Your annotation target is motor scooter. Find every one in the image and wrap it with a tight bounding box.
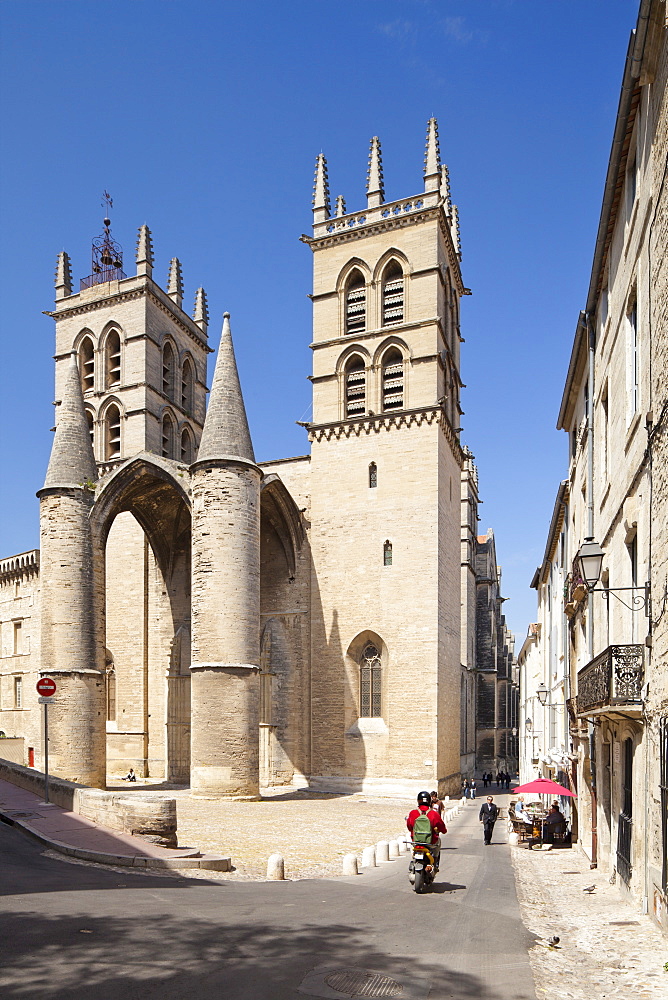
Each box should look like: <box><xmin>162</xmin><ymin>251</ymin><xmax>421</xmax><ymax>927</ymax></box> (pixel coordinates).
<box><xmin>407</xmin><ymin>839</ymin><xmax>438</xmax><ymax>893</ymax></box>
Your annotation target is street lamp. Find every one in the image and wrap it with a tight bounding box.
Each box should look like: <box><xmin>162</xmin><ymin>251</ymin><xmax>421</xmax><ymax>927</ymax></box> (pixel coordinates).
<box><xmin>574</xmin><ymin>536</ymin><xmax>650</xmax><ymax>613</ymax></box>
<box><xmin>536</xmin><ymin>683</ymin><xmax>549</xmax><ymax>707</ymax></box>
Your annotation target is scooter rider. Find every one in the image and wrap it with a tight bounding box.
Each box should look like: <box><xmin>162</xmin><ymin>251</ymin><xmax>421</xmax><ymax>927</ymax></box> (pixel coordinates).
<box><xmin>407</xmin><ymin>790</ymin><xmax>447</xmax><ymax>870</ymax></box>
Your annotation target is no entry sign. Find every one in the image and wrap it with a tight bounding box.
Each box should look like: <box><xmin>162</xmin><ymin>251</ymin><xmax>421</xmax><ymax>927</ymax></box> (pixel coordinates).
<box><xmin>36</xmin><ymin>677</ymin><xmax>57</xmax><ymax>697</ymax></box>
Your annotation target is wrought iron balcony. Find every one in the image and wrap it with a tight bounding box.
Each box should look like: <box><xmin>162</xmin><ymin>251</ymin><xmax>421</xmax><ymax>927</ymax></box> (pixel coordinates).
<box><xmin>577</xmin><ymin>644</ymin><xmax>644</xmax><ymax>715</ymax></box>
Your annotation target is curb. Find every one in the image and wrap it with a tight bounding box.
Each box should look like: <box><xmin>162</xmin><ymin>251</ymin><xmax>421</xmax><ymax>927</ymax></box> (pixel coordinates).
<box><xmin>0</xmin><ymin>809</ymin><xmax>231</xmax><ymax>871</ymax></box>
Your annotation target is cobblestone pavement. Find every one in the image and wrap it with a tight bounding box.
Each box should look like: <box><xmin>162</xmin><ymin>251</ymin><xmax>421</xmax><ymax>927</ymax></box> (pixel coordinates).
<box><xmin>170</xmin><ymin>787</ymin><xmax>411</xmax><ymax>879</ymax></box>
<box><xmin>511</xmin><ymin>839</ymin><xmax>668</xmax><ymax>999</ymax></box>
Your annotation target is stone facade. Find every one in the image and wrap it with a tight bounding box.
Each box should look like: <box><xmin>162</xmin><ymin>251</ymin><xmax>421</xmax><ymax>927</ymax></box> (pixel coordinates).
<box><xmin>1</xmin><ymin>119</ymin><xmax>511</xmax><ymax>800</ymax></box>
<box><xmin>522</xmin><ymin>0</ymin><xmax>668</xmax><ymax>932</ymax></box>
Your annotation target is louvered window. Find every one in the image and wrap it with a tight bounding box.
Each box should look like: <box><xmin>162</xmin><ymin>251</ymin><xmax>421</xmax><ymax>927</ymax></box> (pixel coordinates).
<box><xmin>85</xmin><ymin>409</ymin><xmax>94</xmax><ymax>451</ymax></box>
<box><xmin>345</xmin><ymin>358</ymin><xmax>366</xmax><ymax>418</ymax></box>
<box><xmin>382</xmin><ymin>265</ymin><xmax>404</xmax><ymax>325</ymax></box>
<box><xmin>162</xmin><ymin>413</ymin><xmax>175</xmax><ymax>459</ymax></box>
<box><xmin>360</xmin><ymin>643</ymin><xmax>382</xmax><ymax>718</ymax></box>
<box><xmin>181</xmin><ymin>359</ymin><xmax>194</xmax><ymax>413</ymax></box>
<box><xmin>382</xmin><ymin>349</ymin><xmax>404</xmax><ymax>411</ymax></box>
<box><xmin>106</xmin><ymin>331</ymin><xmax>121</xmax><ymax>388</ymax></box>
<box><xmin>80</xmin><ymin>337</ymin><xmax>95</xmax><ymax>392</ymax></box>
<box><xmin>162</xmin><ymin>343</ymin><xmax>176</xmax><ymax>400</ymax></box>
<box><xmin>345</xmin><ymin>274</ymin><xmax>366</xmax><ymax>334</ymax></box>
<box><xmin>180</xmin><ymin>428</ymin><xmax>193</xmax><ymax>464</ymax></box>
<box><xmin>105</xmin><ymin>405</ymin><xmax>121</xmax><ymax>459</ymax></box>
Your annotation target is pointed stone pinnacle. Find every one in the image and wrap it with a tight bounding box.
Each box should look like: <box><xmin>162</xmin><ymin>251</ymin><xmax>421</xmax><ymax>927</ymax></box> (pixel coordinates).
<box><xmin>366</xmin><ymin>136</ymin><xmax>385</xmax><ymax>208</ymax></box>
<box><xmin>335</xmin><ymin>195</ymin><xmax>347</xmax><ymax>218</ymax></box>
<box><xmin>44</xmin><ymin>353</ymin><xmax>97</xmax><ymax>489</ymax></box>
<box><xmin>424</xmin><ymin>118</ymin><xmax>441</xmax><ymax>192</ymax></box>
<box><xmin>197</xmin><ymin>313</ymin><xmax>255</xmax><ymax>464</ymax></box>
<box><xmin>54</xmin><ymin>251</ymin><xmax>72</xmax><ymax>299</ymax></box>
<box><xmin>167</xmin><ymin>257</ymin><xmax>183</xmax><ymax>307</ymax></box>
<box><xmin>312</xmin><ymin>153</ymin><xmax>330</xmax><ymax>222</ymax></box>
<box><xmin>136</xmin><ymin>224</ymin><xmax>154</xmax><ymax>277</ymax></box>
<box><xmin>193</xmin><ymin>287</ymin><xmax>209</xmax><ymax>335</ymax></box>
<box><xmin>451</xmin><ymin>205</ymin><xmax>462</xmax><ymax>258</ymax></box>
<box><xmin>440</xmin><ymin>164</ymin><xmax>452</xmax><ymax>213</ymax></box>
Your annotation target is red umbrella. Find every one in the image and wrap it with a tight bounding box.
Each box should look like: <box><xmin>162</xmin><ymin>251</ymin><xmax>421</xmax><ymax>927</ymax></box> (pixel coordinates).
<box><xmin>512</xmin><ymin>777</ymin><xmax>576</xmax><ymax>797</ymax></box>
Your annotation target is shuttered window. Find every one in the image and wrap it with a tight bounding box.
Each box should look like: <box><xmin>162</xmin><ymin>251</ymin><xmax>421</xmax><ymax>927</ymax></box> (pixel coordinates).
<box><xmin>345</xmin><ymin>273</ymin><xmax>366</xmax><ymax>334</ymax></box>
<box><xmin>382</xmin><ymin>349</ymin><xmax>404</xmax><ymax>411</ymax></box>
<box><xmin>382</xmin><ymin>264</ymin><xmax>404</xmax><ymax>325</ymax></box>
<box><xmin>345</xmin><ymin>357</ymin><xmax>366</xmax><ymax>417</ymax></box>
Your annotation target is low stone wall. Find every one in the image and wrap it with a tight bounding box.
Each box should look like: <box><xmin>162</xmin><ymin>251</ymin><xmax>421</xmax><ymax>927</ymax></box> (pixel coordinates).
<box><xmin>0</xmin><ymin>757</ymin><xmax>177</xmax><ymax>847</ymax></box>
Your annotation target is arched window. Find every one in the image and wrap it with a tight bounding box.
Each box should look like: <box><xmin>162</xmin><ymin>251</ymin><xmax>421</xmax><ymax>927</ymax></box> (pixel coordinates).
<box><xmin>106</xmin><ymin>669</ymin><xmax>116</xmax><ymax>722</ymax></box>
<box><xmin>105</xmin><ymin>330</ymin><xmax>121</xmax><ymax>388</ymax></box>
<box><xmin>345</xmin><ymin>356</ymin><xmax>366</xmax><ymax>418</ymax></box>
<box><xmin>162</xmin><ymin>342</ymin><xmax>176</xmax><ymax>400</ymax></box>
<box><xmin>369</xmin><ymin>462</ymin><xmax>377</xmax><ymax>488</ymax></box>
<box><xmin>180</xmin><ymin>427</ymin><xmax>193</xmax><ymax>464</ymax></box>
<box><xmin>383</xmin><ymin>540</ymin><xmax>393</xmax><ymax>566</ymax></box>
<box><xmin>79</xmin><ymin>337</ymin><xmax>95</xmax><ymax>393</ymax></box>
<box><xmin>345</xmin><ymin>270</ymin><xmax>366</xmax><ymax>334</ymax></box>
<box><xmin>360</xmin><ymin>642</ymin><xmax>382</xmax><ymax>718</ymax></box>
<box><xmin>85</xmin><ymin>408</ymin><xmax>94</xmax><ymax>451</ymax></box>
<box><xmin>382</xmin><ymin>261</ymin><xmax>404</xmax><ymax>325</ymax></box>
<box><xmin>105</xmin><ymin>404</ymin><xmax>121</xmax><ymax>460</ymax></box>
<box><xmin>181</xmin><ymin>358</ymin><xmax>194</xmax><ymax>414</ymax></box>
<box><xmin>381</xmin><ymin>349</ymin><xmax>404</xmax><ymax>411</ymax></box>
<box><xmin>162</xmin><ymin>412</ymin><xmax>175</xmax><ymax>459</ymax></box>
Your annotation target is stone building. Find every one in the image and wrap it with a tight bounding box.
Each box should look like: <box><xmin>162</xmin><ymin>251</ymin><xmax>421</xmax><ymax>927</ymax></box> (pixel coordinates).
<box><xmin>0</xmin><ymin>120</ymin><xmax>478</xmax><ymax>799</ymax></box>
<box><xmin>521</xmin><ymin>0</ymin><xmax>667</xmax><ymax>931</ymax></box>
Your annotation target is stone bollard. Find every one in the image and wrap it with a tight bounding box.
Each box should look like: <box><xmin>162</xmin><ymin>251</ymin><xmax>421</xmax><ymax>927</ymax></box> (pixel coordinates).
<box><xmin>376</xmin><ymin>841</ymin><xmax>390</xmax><ymax>863</ymax></box>
<box><xmin>509</xmin><ymin>832</ymin><xmax>519</xmax><ymax>847</ymax></box>
<box><xmin>389</xmin><ymin>840</ymin><xmax>400</xmax><ymax>859</ymax></box>
<box><xmin>267</xmin><ymin>853</ymin><xmax>285</xmax><ymax>880</ymax></box>
<box><xmin>342</xmin><ymin>853</ymin><xmax>359</xmax><ymax>875</ymax></box>
<box><xmin>397</xmin><ymin>837</ymin><xmax>408</xmax><ymax>854</ymax></box>
<box><xmin>361</xmin><ymin>845</ymin><xmax>376</xmax><ymax>868</ymax></box>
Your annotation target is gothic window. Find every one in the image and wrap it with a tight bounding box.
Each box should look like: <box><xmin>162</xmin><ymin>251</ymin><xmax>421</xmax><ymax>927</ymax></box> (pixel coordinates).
<box><xmin>345</xmin><ymin>356</ymin><xmax>366</xmax><ymax>418</ymax></box>
<box><xmin>369</xmin><ymin>462</ymin><xmax>377</xmax><ymax>488</ymax></box>
<box><xmin>85</xmin><ymin>409</ymin><xmax>94</xmax><ymax>451</ymax></box>
<box><xmin>381</xmin><ymin>348</ymin><xmax>404</xmax><ymax>411</ymax></box>
<box><xmin>180</xmin><ymin>427</ymin><xmax>193</xmax><ymax>464</ymax></box>
<box><xmin>345</xmin><ymin>270</ymin><xmax>366</xmax><ymax>335</ymax></box>
<box><xmin>104</xmin><ymin>404</ymin><xmax>121</xmax><ymax>460</ymax></box>
<box><xmin>162</xmin><ymin>342</ymin><xmax>176</xmax><ymax>401</ymax></box>
<box><xmin>106</xmin><ymin>669</ymin><xmax>116</xmax><ymax>722</ymax></box>
<box><xmin>181</xmin><ymin>358</ymin><xmax>194</xmax><ymax>414</ymax></box>
<box><xmin>383</xmin><ymin>540</ymin><xmax>393</xmax><ymax>566</ymax></box>
<box><xmin>162</xmin><ymin>412</ymin><xmax>175</xmax><ymax>459</ymax></box>
<box><xmin>79</xmin><ymin>336</ymin><xmax>95</xmax><ymax>393</ymax></box>
<box><xmin>105</xmin><ymin>330</ymin><xmax>121</xmax><ymax>388</ymax></box>
<box><xmin>382</xmin><ymin>262</ymin><xmax>404</xmax><ymax>325</ymax></box>
<box><xmin>360</xmin><ymin>643</ymin><xmax>382</xmax><ymax>718</ymax></box>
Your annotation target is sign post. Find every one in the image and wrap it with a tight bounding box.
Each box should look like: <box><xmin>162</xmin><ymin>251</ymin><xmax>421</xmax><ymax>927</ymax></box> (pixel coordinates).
<box><xmin>36</xmin><ymin>677</ymin><xmax>57</xmax><ymax>803</ymax></box>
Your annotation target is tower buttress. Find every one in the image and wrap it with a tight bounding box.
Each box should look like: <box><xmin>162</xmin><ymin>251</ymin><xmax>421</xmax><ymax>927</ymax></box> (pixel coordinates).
<box><xmin>37</xmin><ymin>353</ymin><xmax>105</xmax><ymax>786</ymax></box>
<box><xmin>190</xmin><ymin>313</ymin><xmax>261</xmax><ymax>798</ymax></box>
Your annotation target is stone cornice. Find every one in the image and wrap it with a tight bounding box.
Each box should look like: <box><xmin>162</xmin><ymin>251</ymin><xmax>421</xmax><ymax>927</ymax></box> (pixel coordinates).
<box><xmin>307</xmin><ymin>405</ymin><xmax>463</xmax><ymax>460</ymax></box>
<box><xmin>45</xmin><ymin>280</ymin><xmax>211</xmax><ymax>353</ymax></box>
<box><xmin>310</xmin><ymin>316</ymin><xmax>440</xmax><ymax>352</ymax></box>
<box><xmin>0</xmin><ymin>549</ymin><xmax>40</xmax><ymax>581</ymax></box>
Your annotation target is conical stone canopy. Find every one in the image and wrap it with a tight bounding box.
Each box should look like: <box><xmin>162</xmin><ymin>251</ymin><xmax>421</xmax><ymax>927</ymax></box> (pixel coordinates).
<box><xmin>43</xmin><ymin>353</ymin><xmax>97</xmax><ymax>489</ymax></box>
<box><xmin>197</xmin><ymin>313</ymin><xmax>255</xmax><ymax>464</ymax></box>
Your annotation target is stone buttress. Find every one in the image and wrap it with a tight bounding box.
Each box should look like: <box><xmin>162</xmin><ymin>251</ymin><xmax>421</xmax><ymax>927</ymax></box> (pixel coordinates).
<box><xmin>189</xmin><ymin>313</ymin><xmax>261</xmax><ymax>798</ymax></box>
<box><xmin>37</xmin><ymin>353</ymin><xmax>106</xmax><ymax>786</ymax></box>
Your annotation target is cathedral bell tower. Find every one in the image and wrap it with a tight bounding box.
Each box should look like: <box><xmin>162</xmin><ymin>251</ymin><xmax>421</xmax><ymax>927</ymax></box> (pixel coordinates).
<box><xmin>302</xmin><ymin>120</ymin><xmax>469</xmax><ymax>798</ymax></box>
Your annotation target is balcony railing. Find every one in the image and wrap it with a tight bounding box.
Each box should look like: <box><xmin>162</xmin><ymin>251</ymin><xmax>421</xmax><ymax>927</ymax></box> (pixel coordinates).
<box><xmin>577</xmin><ymin>644</ymin><xmax>644</xmax><ymax>714</ymax></box>
<box><xmin>80</xmin><ymin>267</ymin><xmax>126</xmax><ymax>291</ymax></box>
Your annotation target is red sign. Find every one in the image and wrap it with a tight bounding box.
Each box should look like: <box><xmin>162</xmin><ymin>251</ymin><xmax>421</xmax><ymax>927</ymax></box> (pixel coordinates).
<box><xmin>36</xmin><ymin>677</ymin><xmax>57</xmax><ymax>697</ymax></box>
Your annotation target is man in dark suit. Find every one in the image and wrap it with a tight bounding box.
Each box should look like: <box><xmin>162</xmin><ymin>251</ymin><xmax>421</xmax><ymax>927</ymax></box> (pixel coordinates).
<box><xmin>479</xmin><ymin>795</ymin><xmax>499</xmax><ymax>845</ymax></box>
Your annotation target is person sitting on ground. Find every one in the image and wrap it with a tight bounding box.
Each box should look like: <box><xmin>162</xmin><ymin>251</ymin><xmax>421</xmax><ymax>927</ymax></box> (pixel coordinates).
<box><xmin>123</xmin><ymin>768</ymin><xmax>137</xmax><ymax>782</ymax></box>
<box><xmin>542</xmin><ymin>804</ymin><xmax>565</xmax><ymax>843</ymax></box>
<box><xmin>407</xmin><ymin>790</ymin><xmax>447</xmax><ymax>870</ymax></box>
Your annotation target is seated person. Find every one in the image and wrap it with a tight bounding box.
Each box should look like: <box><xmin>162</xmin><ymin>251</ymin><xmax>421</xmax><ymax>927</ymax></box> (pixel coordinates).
<box><xmin>542</xmin><ymin>804</ymin><xmax>565</xmax><ymax>842</ymax></box>
<box><xmin>513</xmin><ymin>795</ymin><xmax>527</xmax><ymax>820</ymax></box>
<box><xmin>123</xmin><ymin>768</ymin><xmax>137</xmax><ymax>782</ymax></box>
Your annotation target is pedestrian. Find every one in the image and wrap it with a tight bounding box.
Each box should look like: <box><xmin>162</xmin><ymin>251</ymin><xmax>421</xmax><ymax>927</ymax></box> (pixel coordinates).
<box><xmin>470</xmin><ymin>778</ymin><xmax>477</xmax><ymax>799</ymax></box>
<box><xmin>495</xmin><ymin>772</ymin><xmax>500</xmax><ymax>788</ymax></box>
<box><xmin>482</xmin><ymin>773</ymin><xmax>488</xmax><ymax>789</ymax></box>
<box><xmin>505</xmin><ymin>772</ymin><xmax>511</xmax><ymax>789</ymax></box>
<box><xmin>479</xmin><ymin>795</ymin><xmax>499</xmax><ymax>845</ymax></box>
<box><xmin>430</xmin><ymin>790</ymin><xmax>444</xmax><ymax>817</ymax></box>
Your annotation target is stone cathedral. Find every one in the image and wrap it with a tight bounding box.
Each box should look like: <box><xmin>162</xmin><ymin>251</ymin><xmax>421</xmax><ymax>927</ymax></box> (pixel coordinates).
<box><xmin>0</xmin><ymin>120</ymin><xmax>474</xmax><ymax>799</ymax></box>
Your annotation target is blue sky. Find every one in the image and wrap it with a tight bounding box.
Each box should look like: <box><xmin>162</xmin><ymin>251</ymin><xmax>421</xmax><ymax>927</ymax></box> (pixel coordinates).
<box><xmin>0</xmin><ymin>0</ymin><xmax>639</xmax><ymax>640</ymax></box>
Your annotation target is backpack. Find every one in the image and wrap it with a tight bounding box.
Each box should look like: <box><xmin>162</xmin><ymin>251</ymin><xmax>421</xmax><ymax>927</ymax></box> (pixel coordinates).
<box><xmin>412</xmin><ymin>811</ymin><xmax>433</xmax><ymax>845</ymax></box>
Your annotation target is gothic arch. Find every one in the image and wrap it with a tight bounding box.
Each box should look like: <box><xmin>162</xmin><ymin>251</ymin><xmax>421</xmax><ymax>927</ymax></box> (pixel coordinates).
<box><xmin>260</xmin><ymin>474</ymin><xmax>304</xmax><ymax>580</ymax></box>
<box><xmin>335</xmin><ymin>344</ymin><xmax>371</xmax><ymax>374</ymax></box>
<box><xmin>101</xmin><ymin>323</ymin><xmax>123</xmax><ymax>389</ymax></box>
<box><xmin>372</xmin><ymin>335</ymin><xmax>410</xmax><ymax>368</ymax></box>
<box><xmin>335</xmin><ymin>257</ymin><xmax>372</xmax><ymax>293</ymax></box>
<box><xmin>372</xmin><ymin>248</ymin><xmax>410</xmax><ymax>283</ymax></box>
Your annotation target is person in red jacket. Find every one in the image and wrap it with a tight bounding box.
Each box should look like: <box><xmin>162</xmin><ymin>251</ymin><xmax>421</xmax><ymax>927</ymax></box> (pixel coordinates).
<box><xmin>406</xmin><ymin>790</ymin><xmax>447</xmax><ymax>869</ymax></box>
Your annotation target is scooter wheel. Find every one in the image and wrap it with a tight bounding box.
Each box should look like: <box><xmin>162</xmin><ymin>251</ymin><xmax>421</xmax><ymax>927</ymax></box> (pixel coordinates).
<box><xmin>414</xmin><ymin>871</ymin><xmax>425</xmax><ymax>893</ymax></box>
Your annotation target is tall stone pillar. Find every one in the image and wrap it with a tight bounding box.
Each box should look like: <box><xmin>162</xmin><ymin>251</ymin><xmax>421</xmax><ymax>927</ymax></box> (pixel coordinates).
<box><xmin>37</xmin><ymin>354</ymin><xmax>106</xmax><ymax>786</ymax></box>
<box><xmin>190</xmin><ymin>314</ymin><xmax>261</xmax><ymax>798</ymax></box>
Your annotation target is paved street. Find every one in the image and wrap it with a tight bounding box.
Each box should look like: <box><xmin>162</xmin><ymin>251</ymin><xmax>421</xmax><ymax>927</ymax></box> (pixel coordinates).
<box><xmin>0</xmin><ymin>796</ymin><xmax>536</xmax><ymax>1000</ymax></box>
